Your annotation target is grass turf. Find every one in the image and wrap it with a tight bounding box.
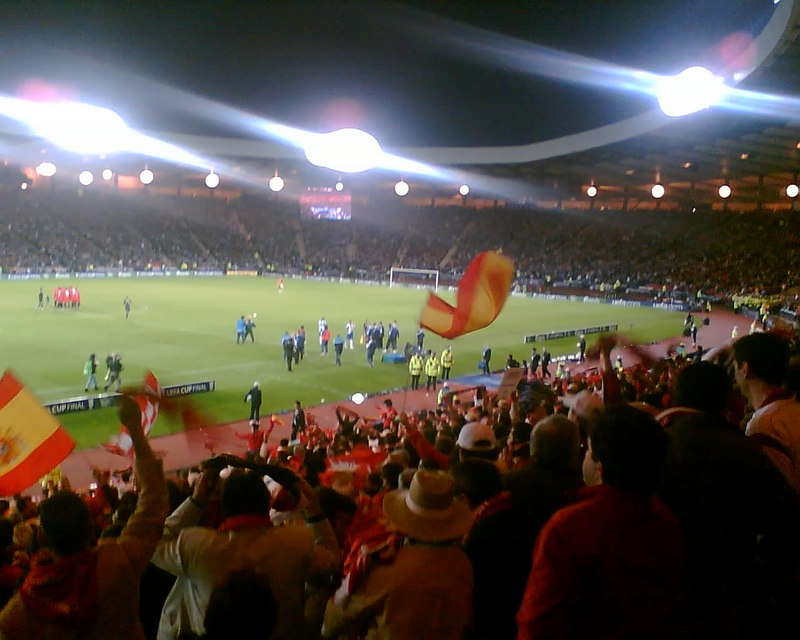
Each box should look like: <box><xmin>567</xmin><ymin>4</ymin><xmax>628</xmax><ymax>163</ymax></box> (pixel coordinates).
<box><xmin>0</xmin><ymin>277</ymin><xmax>684</xmax><ymax>450</ymax></box>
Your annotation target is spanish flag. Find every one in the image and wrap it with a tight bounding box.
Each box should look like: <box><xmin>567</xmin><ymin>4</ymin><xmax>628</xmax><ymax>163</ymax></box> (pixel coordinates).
<box><xmin>419</xmin><ymin>251</ymin><xmax>514</xmax><ymax>339</ymax></box>
<box><xmin>0</xmin><ymin>371</ymin><xmax>76</xmax><ymax>495</ymax></box>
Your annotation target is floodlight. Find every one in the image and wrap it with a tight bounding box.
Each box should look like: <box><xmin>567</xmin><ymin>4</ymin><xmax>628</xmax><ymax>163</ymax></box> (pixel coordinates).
<box><xmin>139</xmin><ymin>168</ymin><xmax>154</xmax><ymax>185</ymax></box>
<box><xmin>657</xmin><ymin>66</ymin><xmax>725</xmax><ymax>117</ymax></box>
<box><xmin>651</xmin><ymin>183</ymin><xmax>665</xmax><ymax>199</ymax></box>
<box><xmin>718</xmin><ymin>184</ymin><xmax>731</xmax><ymax>199</ymax></box>
<box><xmin>78</xmin><ymin>170</ymin><xmax>94</xmax><ymax>186</ymax></box>
<box><xmin>20</xmin><ymin>182</ymin><xmax>28</xmax><ymax>191</ymax></box>
<box><xmin>304</xmin><ymin>128</ymin><xmax>382</xmax><ymax>173</ymax></box>
<box><xmin>394</xmin><ymin>180</ymin><xmax>409</xmax><ymax>197</ymax></box>
<box><xmin>205</xmin><ymin>171</ymin><xmax>220</xmax><ymax>189</ymax></box>
<box><xmin>102</xmin><ymin>168</ymin><xmax>113</xmax><ymax>181</ymax></box>
<box><xmin>35</xmin><ymin>161</ymin><xmax>56</xmax><ymax>177</ymax></box>
<box><xmin>26</xmin><ymin>101</ymin><xmax>133</xmax><ymax>155</ymax></box>
<box><xmin>586</xmin><ymin>185</ymin><xmax>598</xmax><ymax>198</ymax></box>
<box><xmin>269</xmin><ymin>175</ymin><xmax>285</xmax><ymax>192</ymax></box>
<box><xmin>459</xmin><ymin>184</ymin><xmax>470</xmax><ymax>196</ymax></box>
<box><xmin>335</xmin><ymin>180</ymin><xmax>344</xmax><ymax>192</ymax></box>
<box><xmin>351</xmin><ymin>392</ymin><xmax>366</xmax><ymax>405</ymax></box>
<box><xmin>787</xmin><ymin>184</ymin><xmax>800</xmax><ymax>198</ymax></box>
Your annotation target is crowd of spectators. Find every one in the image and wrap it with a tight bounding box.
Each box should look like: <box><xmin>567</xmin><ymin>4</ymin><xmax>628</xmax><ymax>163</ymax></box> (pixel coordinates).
<box><xmin>0</xmin><ymin>327</ymin><xmax>799</xmax><ymax>638</ymax></box>
<box><xmin>2</xmin><ymin>190</ymin><xmax>800</xmax><ymax>300</ymax></box>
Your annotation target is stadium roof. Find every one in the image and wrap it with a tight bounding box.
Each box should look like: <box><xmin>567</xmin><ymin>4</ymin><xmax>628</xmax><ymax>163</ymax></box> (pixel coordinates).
<box><xmin>0</xmin><ymin>0</ymin><xmax>799</xmax><ymax>209</ymax></box>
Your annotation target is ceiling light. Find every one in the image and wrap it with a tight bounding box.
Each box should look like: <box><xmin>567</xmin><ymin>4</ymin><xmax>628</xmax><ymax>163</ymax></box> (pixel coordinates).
<box><xmin>651</xmin><ymin>184</ymin><xmax>665</xmax><ymax>199</ymax></box>
<box><xmin>269</xmin><ymin>175</ymin><xmax>285</xmax><ymax>192</ymax></box>
<box><xmin>139</xmin><ymin>168</ymin><xmax>154</xmax><ymax>185</ymax></box>
<box><xmin>35</xmin><ymin>161</ymin><xmax>56</xmax><ymax>177</ymax></box>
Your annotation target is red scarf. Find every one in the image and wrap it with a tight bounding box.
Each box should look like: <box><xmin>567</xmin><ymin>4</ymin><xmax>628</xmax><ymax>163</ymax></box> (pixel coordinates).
<box><xmin>218</xmin><ymin>514</ymin><xmax>273</xmax><ymax>533</ymax></box>
<box><xmin>20</xmin><ymin>548</ymin><xmax>99</xmax><ymax>631</ymax></box>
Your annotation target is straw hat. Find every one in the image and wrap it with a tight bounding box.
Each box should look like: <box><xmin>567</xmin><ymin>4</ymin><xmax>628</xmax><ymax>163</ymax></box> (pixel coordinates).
<box><xmin>383</xmin><ymin>469</ymin><xmax>473</xmax><ymax>542</ymax></box>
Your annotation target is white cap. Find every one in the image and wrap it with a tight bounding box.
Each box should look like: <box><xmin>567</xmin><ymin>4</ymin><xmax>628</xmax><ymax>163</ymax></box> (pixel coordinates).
<box><xmin>456</xmin><ymin>422</ymin><xmax>497</xmax><ymax>452</ymax></box>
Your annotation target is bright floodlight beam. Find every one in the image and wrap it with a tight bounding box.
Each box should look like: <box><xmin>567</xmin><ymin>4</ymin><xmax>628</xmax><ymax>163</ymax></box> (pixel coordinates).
<box><xmin>304</xmin><ymin>128</ymin><xmax>383</xmax><ymax>173</ymax></box>
<box><xmin>718</xmin><ymin>184</ymin><xmax>732</xmax><ymax>199</ymax></box>
<box><xmin>459</xmin><ymin>184</ymin><xmax>470</xmax><ymax>196</ymax></box>
<box><xmin>394</xmin><ymin>180</ymin><xmax>410</xmax><ymax>197</ymax></box>
<box><xmin>586</xmin><ymin>185</ymin><xmax>598</xmax><ymax>198</ymax></box>
<box><xmin>787</xmin><ymin>184</ymin><xmax>799</xmax><ymax>198</ymax></box>
<box><xmin>8</xmin><ymin>99</ymin><xmax>135</xmax><ymax>155</ymax></box>
<box><xmin>657</xmin><ymin>66</ymin><xmax>726</xmax><ymax>118</ymax></box>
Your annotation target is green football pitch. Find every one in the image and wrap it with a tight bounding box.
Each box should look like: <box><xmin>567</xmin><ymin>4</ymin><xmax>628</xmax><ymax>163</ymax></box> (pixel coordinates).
<box><xmin>0</xmin><ymin>277</ymin><xmax>684</xmax><ymax>450</ymax></box>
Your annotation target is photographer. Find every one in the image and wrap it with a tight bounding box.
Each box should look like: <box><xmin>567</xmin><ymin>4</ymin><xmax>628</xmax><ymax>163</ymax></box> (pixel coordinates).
<box><xmin>151</xmin><ymin>455</ymin><xmax>340</xmax><ymax>640</ymax></box>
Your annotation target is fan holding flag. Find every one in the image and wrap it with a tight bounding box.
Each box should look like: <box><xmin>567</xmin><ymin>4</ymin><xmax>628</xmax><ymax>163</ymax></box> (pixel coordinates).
<box><xmin>103</xmin><ymin>371</ymin><xmax>161</xmax><ymax>457</ymax></box>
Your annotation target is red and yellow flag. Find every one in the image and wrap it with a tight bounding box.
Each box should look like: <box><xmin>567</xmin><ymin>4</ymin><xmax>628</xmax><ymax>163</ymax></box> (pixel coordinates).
<box><xmin>0</xmin><ymin>371</ymin><xmax>76</xmax><ymax>495</ymax></box>
<box><xmin>419</xmin><ymin>251</ymin><xmax>514</xmax><ymax>339</ymax></box>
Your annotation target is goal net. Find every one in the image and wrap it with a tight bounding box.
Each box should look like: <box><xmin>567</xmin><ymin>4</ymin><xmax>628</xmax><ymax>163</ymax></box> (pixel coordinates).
<box><xmin>389</xmin><ymin>267</ymin><xmax>439</xmax><ymax>291</ymax></box>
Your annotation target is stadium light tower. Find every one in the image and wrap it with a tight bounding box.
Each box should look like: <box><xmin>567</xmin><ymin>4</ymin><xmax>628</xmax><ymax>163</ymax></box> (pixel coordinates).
<box><xmin>459</xmin><ymin>184</ymin><xmax>470</xmax><ymax>196</ymax></box>
<box><xmin>102</xmin><ymin>168</ymin><xmax>113</xmax><ymax>181</ymax></box>
<box><xmin>657</xmin><ymin>66</ymin><xmax>725</xmax><ymax>117</ymax></box>
<box><xmin>718</xmin><ymin>183</ymin><xmax>732</xmax><ymax>199</ymax></box>
<box><xmin>35</xmin><ymin>161</ymin><xmax>56</xmax><ymax>177</ymax></box>
<box><xmin>787</xmin><ymin>183</ymin><xmax>799</xmax><ymax>198</ymax></box>
<box><xmin>394</xmin><ymin>180</ymin><xmax>410</xmax><ymax>197</ymax></box>
<box><xmin>586</xmin><ymin>185</ymin><xmax>598</xmax><ymax>198</ymax></box>
<box><xmin>335</xmin><ymin>179</ymin><xmax>344</xmax><ymax>192</ymax></box>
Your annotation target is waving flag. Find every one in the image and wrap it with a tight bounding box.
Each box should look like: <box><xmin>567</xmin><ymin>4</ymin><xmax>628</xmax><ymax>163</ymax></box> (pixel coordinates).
<box><xmin>0</xmin><ymin>371</ymin><xmax>76</xmax><ymax>495</ymax></box>
<box><xmin>419</xmin><ymin>251</ymin><xmax>514</xmax><ymax>339</ymax></box>
<box><xmin>103</xmin><ymin>371</ymin><xmax>161</xmax><ymax>456</ymax></box>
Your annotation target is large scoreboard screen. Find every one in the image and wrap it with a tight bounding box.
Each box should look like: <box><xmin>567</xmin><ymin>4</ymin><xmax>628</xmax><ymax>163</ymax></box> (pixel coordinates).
<box><xmin>300</xmin><ymin>187</ymin><xmax>352</xmax><ymax>220</ymax></box>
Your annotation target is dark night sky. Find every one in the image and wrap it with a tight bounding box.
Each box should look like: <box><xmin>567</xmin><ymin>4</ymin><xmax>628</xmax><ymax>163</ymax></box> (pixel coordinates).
<box><xmin>0</xmin><ymin>0</ymin><xmax>777</xmax><ymax>148</ymax></box>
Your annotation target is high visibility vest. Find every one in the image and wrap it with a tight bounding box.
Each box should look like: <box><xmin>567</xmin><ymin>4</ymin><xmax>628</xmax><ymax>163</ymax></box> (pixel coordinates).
<box><xmin>425</xmin><ymin>357</ymin><xmax>441</xmax><ymax>377</ymax></box>
<box><xmin>409</xmin><ymin>356</ymin><xmax>423</xmax><ymax>375</ymax></box>
<box><xmin>441</xmin><ymin>350</ymin><xmax>453</xmax><ymax>368</ymax></box>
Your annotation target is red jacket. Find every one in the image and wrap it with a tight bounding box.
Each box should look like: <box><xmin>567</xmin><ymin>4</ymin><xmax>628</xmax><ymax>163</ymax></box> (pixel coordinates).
<box><xmin>517</xmin><ymin>484</ymin><xmax>684</xmax><ymax>640</ymax></box>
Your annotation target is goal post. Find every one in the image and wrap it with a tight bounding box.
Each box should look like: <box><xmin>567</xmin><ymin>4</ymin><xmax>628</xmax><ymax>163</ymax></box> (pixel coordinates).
<box><xmin>389</xmin><ymin>267</ymin><xmax>439</xmax><ymax>291</ymax></box>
